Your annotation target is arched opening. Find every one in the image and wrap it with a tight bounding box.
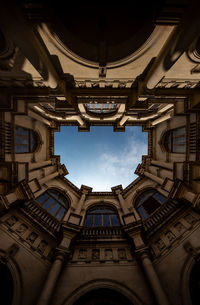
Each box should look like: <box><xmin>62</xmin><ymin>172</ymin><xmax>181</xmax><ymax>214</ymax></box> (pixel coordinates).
<box><xmin>163</xmin><ymin>127</ymin><xmax>186</xmax><ymax>153</ymax></box>
<box><xmin>36</xmin><ymin>189</ymin><xmax>69</xmax><ymax>220</ymax></box>
<box><xmin>14</xmin><ymin>125</ymin><xmax>39</xmax><ymax>153</ymax></box>
<box><xmin>0</xmin><ymin>262</ymin><xmax>14</xmax><ymax>305</ymax></box>
<box><xmin>84</xmin><ymin>205</ymin><xmax>120</xmax><ymax>227</ymax></box>
<box><xmin>136</xmin><ymin>189</ymin><xmax>167</xmax><ymax>219</ymax></box>
<box><xmin>72</xmin><ymin>288</ymin><xmax>134</xmax><ymax>305</ymax></box>
<box><xmin>189</xmin><ymin>258</ymin><xmax>200</xmax><ymax>305</ymax></box>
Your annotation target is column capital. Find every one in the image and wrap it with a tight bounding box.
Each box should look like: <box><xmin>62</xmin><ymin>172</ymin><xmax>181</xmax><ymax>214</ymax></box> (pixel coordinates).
<box><xmin>170</xmin><ymin>180</ymin><xmax>200</xmax><ymax>207</ymax></box>
<box><xmin>111</xmin><ymin>185</ymin><xmax>123</xmax><ymax>195</ymax></box>
<box><xmin>1</xmin><ymin>180</ymin><xmax>34</xmax><ymax>211</ymax></box>
<box><xmin>17</xmin><ymin>180</ymin><xmax>35</xmax><ymax>200</ymax></box>
<box><xmin>80</xmin><ymin>185</ymin><xmax>93</xmax><ymax>194</ymax></box>
<box><xmin>135</xmin><ymin>247</ymin><xmax>151</xmax><ymax>260</ymax></box>
<box><xmin>58</xmin><ymin>164</ymin><xmax>69</xmax><ymax>176</ymax></box>
<box><xmin>58</xmin><ymin>223</ymin><xmax>80</xmax><ymax>251</ymax></box>
<box><xmin>134</xmin><ymin>164</ymin><xmax>145</xmax><ymax>176</ymax></box>
<box><xmin>123</xmin><ymin>222</ymin><xmax>146</xmax><ymax>250</ymax></box>
<box><xmin>54</xmin><ymin>249</ymin><xmax>70</xmax><ymax>262</ymax></box>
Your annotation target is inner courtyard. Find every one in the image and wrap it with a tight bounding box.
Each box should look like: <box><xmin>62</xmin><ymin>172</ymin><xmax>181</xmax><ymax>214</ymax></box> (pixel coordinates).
<box><xmin>0</xmin><ymin>1</ymin><xmax>200</xmax><ymax>305</ymax></box>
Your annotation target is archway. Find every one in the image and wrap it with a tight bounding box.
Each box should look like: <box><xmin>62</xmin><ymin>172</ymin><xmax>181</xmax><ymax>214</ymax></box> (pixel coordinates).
<box><xmin>0</xmin><ymin>262</ymin><xmax>14</xmax><ymax>305</ymax></box>
<box><xmin>72</xmin><ymin>288</ymin><xmax>134</xmax><ymax>305</ymax></box>
<box><xmin>189</xmin><ymin>259</ymin><xmax>200</xmax><ymax>305</ymax></box>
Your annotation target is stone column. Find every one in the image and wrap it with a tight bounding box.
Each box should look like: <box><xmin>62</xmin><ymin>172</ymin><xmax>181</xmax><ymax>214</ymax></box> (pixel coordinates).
<box><xmin>36</xmin><ymin>250</ymin><xmax>66</xmax><ymax>305</ymax></box>
<box><xmin>75</xmin><ymin>185</ymin><xmax>92</xmax><ymax>215</ymax></box>
<box><xmin>116</xmin><ymin>191</ymin><xmax>129</xmax><ymax>215</ymax></box>
<box><xmin>112</xmin><ymin>185</ymin><xmax>140</xmax><ymax>222</ymax></box>
<box><xmin>138</xmin><ymin>250</ymin><xmax>171</xmax><ymax>305</ymax></box>
<box><xmin>125</xmin><ymin>226</ymin><xmax>170</xmax><ymax>305</ymax></box>
<box><xmin>36</xmin><ymin>223</ymin><xmax>80</xmax><ymax>305</ymax></box>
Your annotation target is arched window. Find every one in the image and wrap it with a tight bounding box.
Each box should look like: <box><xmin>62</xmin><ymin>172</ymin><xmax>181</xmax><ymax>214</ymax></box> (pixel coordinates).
<box><xmin>136</xmin><ymin>190</ymin><xmax>167</xmax><ymax>219</ymax></box>
<box><xmin>36</xmin><ymin>190</ymin><xmax>69</xmax><ymax>221</ymax></box>
<box><xmin>14</xmin><ymin>126</ymin><xmax>38</xmax><ymax>153</ymax></box>
<box><xmin>163</xmin><ymin>127</ymin><xmax>186</xmax><ymax>153</ymax></box>
<box><xmin>84</xmin><ymin>206</ymin><xmax>120</xmax><ymax>227</ymax></box>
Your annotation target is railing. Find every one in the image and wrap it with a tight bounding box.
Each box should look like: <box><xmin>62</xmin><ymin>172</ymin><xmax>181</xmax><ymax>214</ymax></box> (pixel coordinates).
<box><xmin>80</xmin><ymin>227</ymin><xmax>123</xmax><ymax>239</ymax></box>
<box><xmin>189</xmin><ymin>123</ymin><xmax>197</xmax><ymax>154</ymax></box>
<box><xmin>21</xmin><ymin>200</ymin><xmax>61</xmax><ymax>235</ymax></box>
<box><xmin>143</xmin><ymin>199</ymin><xmax>182</xmax><ymax>234</ymax></box>
<box><xmin>0</xmin><ymin>118</ymin><xmax>12</xmax><ymax>160</ymax></box>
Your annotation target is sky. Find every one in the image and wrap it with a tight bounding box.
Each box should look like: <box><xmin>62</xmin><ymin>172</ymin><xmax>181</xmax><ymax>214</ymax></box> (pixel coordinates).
<box><xmin>55</xmin><ymin>126</ymin><xmax>148</xmax><ymax>191</ymax></box>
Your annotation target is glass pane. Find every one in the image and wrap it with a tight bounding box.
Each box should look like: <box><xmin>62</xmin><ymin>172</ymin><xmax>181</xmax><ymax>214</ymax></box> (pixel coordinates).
<box><xmin>90</xmin><ymin>207</ymin><xmax>114</xmax><ymax>214</ymax></box>
<box><xmin>103</xmin><ymin>214</ymin><xmax>110</xmax><ymax>226</ymax></box>
<box><xmin>56</xmin><ymin>207</ymin><xmax>66</xmax><ymax>220</ymax></box>
<box><xmin>48</xmin><ymin>190</ymin><xmax>68</xmax><ymax>208</ymax></box>
<box><xmin>173</xmin><ymin>127</ymin><xmax>185</xmax><ymax>136</ymax></box>
<box><xmin>137</xmin><ymin>190</ymin><xmax>155</xmax><ymax>207</ymax></box>
<box><xmin>15</xmin><ymin>145</ymin><xmax>29</xmax><ymax>153</ymax></box>
<box><xmin>43</xmin><ymin>197</ymin><xmax>55</xmax><ymax>209</ymax></box>
<box><xmin>85</xmin><ymin>215</ymin><xmax>92</xmax><ymax>226</ymax></box>
<box><xmin>143</xmin><ymin>197</ymin><xmax>161</xmax><ymax>215</ymax></box>
<box><xmin>173</xmin><ymin>136</ymin><xmax>185</xmax><ymax>144</ymax></box>
<box><xmin>36</xmin><ymin>193</ymin><xmax>49</xmax><ymax>204</ymax></box>
<box><xmin>111</xmin><ymin>215</ymin><xmax>120</xmax><ymax>226</ymax></box>
<box><xmin>48</xmin><ymin>190</ymin><xmax>59</xmax><ymax>200</ymax></box>
<box><xmin>15</xmin><ymin>136</ymin><xmax>29</xmax><ymax>145</ymax></box>
<box><xmin>173</xmin><ymin>144</ymin><xmax>186</xmax><ymax>153</ymax></box>
<box><xmin>137</xmin><ymin>206</ymin><xmax>148</xmax><ymax>219</ymax></box>
<box><xmin>49</xmin><ymin>203</ymin><xmax>60</xmax><ymax>215</ymax></box>
<box><xmin>58</xmin><ymin>194</ymin><xmax>68</xmax><ymax>207</ymax></box>
<box><xmin>15</xmin><ymin>126</ymin><xmax>28</xmax><ymax>136</ymax></box>
<box><xmin>153</xmin><ymin>192</ymin><xmax>167</xmax><ymax>204</ymax></box>
<box><xmin>94</xmin><ymin>215</ymin><xmax>101</xmax><ymax>226</ymax></box>
<box><xmin>87</xmin><ymin>104</ymin><xmax>92</xmax><ymax>109</ymax></box>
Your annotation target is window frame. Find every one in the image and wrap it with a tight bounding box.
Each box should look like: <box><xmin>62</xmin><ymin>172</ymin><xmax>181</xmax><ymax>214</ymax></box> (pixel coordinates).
<box><xmin>136</xmin><ymin>190</ymin><xmax>168</xmax><ymax>219</ymax></box>
<box><xmin>163</xmin><ymin>126</ymin><xmax>186</xmax><ymax>154</ymax></box>
<box><xmin>14</xmin><ymin>125</ymin><xmax>38</xmax><ymax>154</ymax></box>
<box><xmin>84</xmin><ymin>206</ymin><xmax>120</xmax><ymax>227</ymax></box>
<box><xmin>36</xmin><ymin>189</ymin><xmax>69</xmax><ymax>221</ymax></box>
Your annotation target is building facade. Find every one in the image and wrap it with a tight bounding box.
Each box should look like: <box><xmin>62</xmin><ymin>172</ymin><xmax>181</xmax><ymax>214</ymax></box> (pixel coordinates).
<box><xmin>0</xmin><ymin>1</ymin><xmax>200</xmax><ymax>305</ymax></box>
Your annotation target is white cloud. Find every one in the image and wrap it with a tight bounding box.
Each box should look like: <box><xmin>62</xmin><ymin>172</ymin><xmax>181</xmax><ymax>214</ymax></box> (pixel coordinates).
<box><xmin>74</xmin><ymin>134</ymin><xmax>147</xmax><ymax>191</ymax></box>
<box><xmin>61</xmin><ymin>127</ymin><xmax>148</xmax><ymax>191</ymax></box>
<box><xmin>96</xmin><ymin>136</ymin><xmax>147</xmax><ymax>189</ymax></box>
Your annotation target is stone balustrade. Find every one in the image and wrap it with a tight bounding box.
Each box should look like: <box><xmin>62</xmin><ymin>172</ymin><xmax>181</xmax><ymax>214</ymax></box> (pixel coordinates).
<box><xmin>143</xmin><ymin>200</ymin><xmax>184</xmax><ymax>234</ymax></box>
<box><xmin>21</xmin><ymin>200</ymin><xmax>61</xmax><ymax>236</ymax></box>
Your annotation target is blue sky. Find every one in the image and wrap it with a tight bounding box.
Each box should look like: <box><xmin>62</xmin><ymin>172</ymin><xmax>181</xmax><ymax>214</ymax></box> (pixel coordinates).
<box><xmin>55</xmin><ymin>126</ymin><xmax>148</xmax><ymax>191</ymax></box>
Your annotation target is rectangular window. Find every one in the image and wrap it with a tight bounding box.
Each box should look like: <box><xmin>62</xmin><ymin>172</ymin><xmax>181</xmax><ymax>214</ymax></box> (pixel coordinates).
<box><xmin>172</xmin><ymin>127</ymin><xmax>186</xmax><ymax>153</ymax></box>
<box><xmin>94</xmin><ymin>215</ymin><xmax>101</xmax><ymax>226</ymax></box>
<box><xmin>103</xmin><ymin>214</ymin><xmax>110</xmax><ymax>226</ymax></box>
<box><xmin>15</xmin><ymin>126</ymin><xmax>35</xmax><ymax>153</ymax></box>
<box><xmin>85</xmin><ymin>215</ymin><xmax>93</xmax><ymax>226</ymax></box>
<box><xmin>56</xmin><ymin>207</ymin><xmax>66</xmax><ymax>220</ymax></box>
<box><xmin>111</xmin><ymin>214</ymin><xmax>120</xmax><ymax>226</ymax></box>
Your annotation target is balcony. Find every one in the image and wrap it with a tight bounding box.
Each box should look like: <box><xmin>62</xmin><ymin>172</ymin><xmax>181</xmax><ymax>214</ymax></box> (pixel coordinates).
<box><xmin>21</xmin><ymin>200</ymin><xmax>61</xmax><ymax>236</ymax></box>
<box><xmin>80</xmin><ymin>226</ymin><xmax>124</xmax><ymax>240</ymax></box>
<box><xmin>143</xmin><ymin>199</ymin><xmax>185</xmax><ymax>235</ymax></box>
